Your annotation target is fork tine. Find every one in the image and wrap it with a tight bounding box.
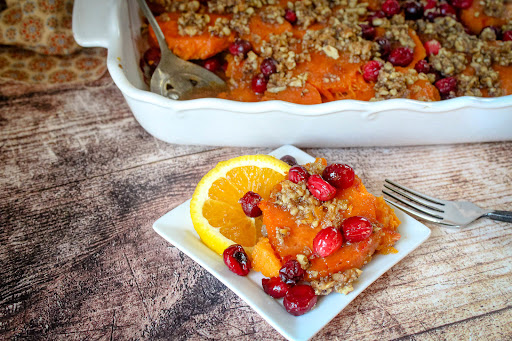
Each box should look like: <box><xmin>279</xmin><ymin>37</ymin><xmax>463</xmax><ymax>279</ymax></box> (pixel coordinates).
<box><xmin>383</xmin><ymin>183</ymin><xmax>444</xmax><ymax>212</ymax></box>
<box><xmin>382</xmin><ymin>190</ymin><xmax>444</xmax><ymax>219</ymax></box>
<box><xmin>384</xmin><ymin>179</ymin><xmax>445</xmax><ymax>205</ymax></box>
<box><xmin>383</xmin><ymin>198</ymin><xmax>454</xmax><ymax>226</ymax></box>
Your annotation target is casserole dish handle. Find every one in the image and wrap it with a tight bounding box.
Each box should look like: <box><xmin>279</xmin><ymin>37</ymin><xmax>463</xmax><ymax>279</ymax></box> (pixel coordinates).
<box><xmin>72</xmin><ymin>0</ymin><xmax>114</xmax><ymax>48</ymax></box>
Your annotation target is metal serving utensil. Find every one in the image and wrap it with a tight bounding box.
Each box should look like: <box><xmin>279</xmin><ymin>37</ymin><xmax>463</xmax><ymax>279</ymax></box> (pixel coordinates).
<box><xmin>383</xmin><ymin>179</ymin><xmax>512</xmax><ymax>227</ymax></box>
<box><xmin>137</xmin><ymin>0</ymin><xmax>227</xmax><ymax>100</ymax></box>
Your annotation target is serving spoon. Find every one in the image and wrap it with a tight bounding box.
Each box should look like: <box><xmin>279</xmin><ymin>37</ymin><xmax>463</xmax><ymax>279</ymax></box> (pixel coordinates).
<box><xmin>137</xmin><ymin>0</ymin><xmax>227</xmax><ymax>100</ymax></box>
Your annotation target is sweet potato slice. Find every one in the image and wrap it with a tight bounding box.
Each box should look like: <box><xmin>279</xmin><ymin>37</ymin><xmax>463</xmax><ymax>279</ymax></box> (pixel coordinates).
<box><xmin>493</xmin><ymin>64</ymin><xmax>512</xmax><ymax>96</ymax></box>
<box><xmin>408</xmin><ymin>79</ymin><xmax>441</xmax><ymax>101</ymax></box>
<box><xmin>242</xmin><ymin>15</ymin><xmax>293</xmax><ymax>50</ymax></box>
<box><xmin>460</xmin><ymin>2</ymin><xmax>512</xmax><ymax>35</ymax></box>
<box><xmin>262</xmin><ymin>82</ymin><xmax>322</xmax><ymax>104</ymax></box>
<box><xmin>295</xmin><ymin>52</ymin><xmax>375</xmax><ymax>101</ymax></box>
<box><xmin>148</xmin><ymin>13</ymin><xmax>234</xmax><ymax>60</ymax></box>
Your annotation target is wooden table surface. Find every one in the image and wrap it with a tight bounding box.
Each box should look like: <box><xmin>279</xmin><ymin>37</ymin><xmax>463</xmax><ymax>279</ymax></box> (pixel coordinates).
<box><xmin>1</xmin><ymin>74</ymin><xmax>511</xmax><ymax>341</ymax></box>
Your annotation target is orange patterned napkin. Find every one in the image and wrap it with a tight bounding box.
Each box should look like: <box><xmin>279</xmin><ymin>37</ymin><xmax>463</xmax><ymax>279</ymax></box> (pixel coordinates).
<box><xmin>0</xmin><ymin>0</ymin><xmax>106</xmax><ymax>84</ymax></box>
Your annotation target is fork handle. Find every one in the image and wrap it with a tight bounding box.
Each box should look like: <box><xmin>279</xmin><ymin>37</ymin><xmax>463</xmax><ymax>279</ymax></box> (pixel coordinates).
<box><xmin>484</xmin><ymin>210</ymin><xmax>512</xmax><ymax>223</ymax></box>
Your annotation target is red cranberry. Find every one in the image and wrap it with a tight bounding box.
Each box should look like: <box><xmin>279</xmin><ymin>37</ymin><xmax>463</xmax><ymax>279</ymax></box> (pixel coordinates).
<box><xmin>229</xmin><ymin>39</ymin><xmax>252</xmax><ymax>56</ymax></box>
<box><xmin>262</xmin><ymin>277</ymin><xmax>290</xmax><ymax>298</ymax></box>
<box><xmin>283</xmin><ymin>285</ymin><xmax>317</xmax><ymax>316</ymax></box>
<box><xmin>403</xmin><ymin>1</ymin><xmax>424</xmax><ymax>20</ymax></box>
<box><xmin>280</xmin><ymin>155</ymin><xmax>297</xmax><ymax>166</ymax></box>
<box><xmin>450</xmin><ymin>0</ymin><xmax>473</xmax><ymax>9</ymax></box>
<box><xmin>307</xmin><ymin>175</ymin><xmax>337</xmax><ymax>201</ymax></box>
<box><xmin>425</xmin><ymin>0</ymin><xmax>437</xmax><ymax>9</ymax></box>
<box><xmin>360</xmin><ymin>24</ymin><xmax>376</xmax><ymax>40</ymax></box>
<box><xmin>223</xmin><ymin>244</ymin><xmax>251</xmax><ymax>276</ymax></box>
<box><xmin>362</xmin><ymin>60</ymin><xmax>382</xmax><ymax>82</ymax></box>
<box><xmin>342</xmin><ymin>216</ymin><xmax>373</xmax><ymax>243</ymax></box>
<box><xmin>252</xmin><ymin>73</ymin><xmax>268</xmax><ymax>94</ymax></box>
<box><xmin>424</xmin><ymin>39</ymin><xmax>441</xmax><ymax>56</ymax></box>
<box><xmin>322</xmin><ymin>163</ymin><xmax>355</xmax><ymax>189</ymax></box>
<box><xmin>382</xmin><ymin>0</ymin><xmax>401</xmax><ymax>17</ymax></box>
<box><xmin>482</xmin><ymin>26</ymin><xmax>502</xmax><ymax>40</ymax></box>
<box><xmin>414</xmin><ymin>59</ymin><xmax>432</xmax><ymax>74</ymax></box>
<box><xmin>313</xmin><ymin>226</ymin><xmax>343</xmax><ymax>257</ymax></box>
<box><xmin>288</xmin><ymin>166</ymin><xmax>310</xmax><ymax>183</ymax></box>
<box><xmin>260</xmin><ymin>58</ymin><xmax>277</xmax><ymax>77</ymax></box>
<box><xmin>376</xmin><ymin>37</ymin><xmax>391</xmax><ymax>59</ymax></box>
<box><xmin>144</xmin><ymin>47</ymin><xmax>161</xmax><ymax>72</ymax></box>
<box><xmin>504</xmin><ymin>31</ymin><xmax>512</xmax><ymax>41</ymax></box>
<box><xmin>203</xmin><ymin>58</ymin><xmax>220</xmax><ymax>72</ymax></box>
<box><xmin>388</xmin><ymin>47</ymin><xmax>414</xmax><ymax>67</ymax></box>
<box><xmin>279</xmin><ymin>260</ymin><xmax>305</xmax><ymax>285</ymax></box>
<box><xmin>284</xmin><ymin>9</ymin><xmax>297</xmax><ymax>23</ymax></box>
<box><xmin>435</xmin><ymin>76</ymin><xmax>457</xmax><ymax>98</ymax></box>
<box><xmin>438</xmin><ymin>3</ymin><xmax>456</xmax><ymax>17</ymax></box>
<box><xmin>239</xmin><ymin>191</ymin><xmax>263</xmax><ymax>217</ymax></box>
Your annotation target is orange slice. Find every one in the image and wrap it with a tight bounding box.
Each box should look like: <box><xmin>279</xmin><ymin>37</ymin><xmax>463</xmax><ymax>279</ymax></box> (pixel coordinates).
<box><xmin>190</xmin><ymin>155</ymin><xmax>290</xmax><ymax>255</ymax></box>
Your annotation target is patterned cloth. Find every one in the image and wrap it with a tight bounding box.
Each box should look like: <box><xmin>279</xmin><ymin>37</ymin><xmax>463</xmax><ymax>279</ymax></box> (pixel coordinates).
<box><xmin>0</xmin><ymin>0</ymin><xmax>106</xmax><ymax>84</ymax></box>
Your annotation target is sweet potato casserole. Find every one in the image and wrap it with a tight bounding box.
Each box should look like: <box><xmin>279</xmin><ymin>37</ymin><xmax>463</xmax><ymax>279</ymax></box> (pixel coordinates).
<box><xmin>140</xmin><ymin>0</ymin><xmax>512</xmax><ymax>104</ymax></box>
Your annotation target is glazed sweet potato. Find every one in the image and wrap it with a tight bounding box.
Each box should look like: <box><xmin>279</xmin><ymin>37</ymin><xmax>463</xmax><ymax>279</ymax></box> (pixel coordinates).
<box><xmin>259</xmin><ymin>176</ymin><xmax>401</xmax><ymax>279</ymax></box>
<box><xmin>148</xmin><ymin>13</ymin><xmax>234</xmax><ymax>60</ymax></box>
<box><xmin>295</xmin><ymin>52</ymin><xmax>375</xmax><ymax>101</ymax></box>
<box><xmin>460</xmin><ymin>1</ymin><xmax>512</xmax><ymax>35</ymax></box>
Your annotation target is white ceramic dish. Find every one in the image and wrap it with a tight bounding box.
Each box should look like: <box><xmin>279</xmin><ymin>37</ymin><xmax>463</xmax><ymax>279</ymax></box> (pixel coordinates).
<box><xmin>72</xmin><ymin>0</ymin><xmax>512</xmax><ymax>147</ymax></box>
<box><xmin>152</xmin><ymin>145</ymin><xmax>431</xmax><ymax>341</ymax></box>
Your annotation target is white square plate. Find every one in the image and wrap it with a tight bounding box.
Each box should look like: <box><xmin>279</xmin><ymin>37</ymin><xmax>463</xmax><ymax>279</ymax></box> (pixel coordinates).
<box><xmin>153</xmin><ymin>145</ymin><xmax>431</xmax><ymax>341</ymax></box>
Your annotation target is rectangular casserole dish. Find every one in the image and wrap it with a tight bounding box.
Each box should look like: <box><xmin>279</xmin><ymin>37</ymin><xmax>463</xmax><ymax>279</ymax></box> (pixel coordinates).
<box><xmin>72</xmin><ymin>0</ymin><xmax>512</xmax><ymax>147</ymax></box>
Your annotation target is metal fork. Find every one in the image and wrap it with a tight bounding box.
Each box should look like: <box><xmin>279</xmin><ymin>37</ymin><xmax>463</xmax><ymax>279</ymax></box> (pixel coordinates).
<box><xmin>137</xmin><ymin>0</ymin><xmax>227</xmax><ymax>100</ymax></box>
<box><xmin>382</xmin><ymin>179</ymin><xmax>512</xmax><ymax>227</ymax></box>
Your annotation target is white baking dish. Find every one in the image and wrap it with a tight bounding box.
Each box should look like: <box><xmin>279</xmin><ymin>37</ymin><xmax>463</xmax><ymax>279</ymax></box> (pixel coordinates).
<box><xmin>72</xmin><ymin>0</ymin><xmax>512</xmax><ymax>147</ymax></box>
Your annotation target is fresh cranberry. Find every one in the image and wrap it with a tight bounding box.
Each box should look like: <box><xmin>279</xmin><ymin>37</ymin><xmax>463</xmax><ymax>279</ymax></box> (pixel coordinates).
<box><xmin>362</xmin><ymin>60</ymin><xmax>382</xmax><ymax>82</ymax></box>
<box><xmin>260</xmin><ymin>58</ymin><xmax>277</xmax><ymax>77</ymax></box>
<box><xmin>360</xmin><ymin>24</ymin><xmax>376</xmax><ymax>40</ymax></box>
<box><xmin>307</xmin><ymin>175</ymin><xmax>337</xmax><ymax>201</ymax></box>
<box><xmin>435</xmin><ymin>77</ymin><xmax>457</xmax><ymax>98</ymax></box>
<box><xmin>279</xmin><ymin>260</ymin><xmax>305</xmax><ymax>285</ymax></box>
<box><xmin>143</xmin><ymin>47</ymin><xmax>161</xmax><ymax>72</ymax></box>
<box><xmin>288</xmin><ymin>166</ymin><xmax>310</xmax><ymax>183</ymax></box>
<box><xmin>284</xmin><ymin>9</ymin><xmax>297</xmax><ymax>23</ymax></box>
<box><xmin>229</xmin><ymin>39</ymin><xmax>252</xmax><ymax>56</ymax></box>
<box><xmin>280</xmin><ymin>155</ymin><xmax>297</xmax><ymax>166</ymax></box>
<box><xmin>342</xmin><ymin>216</ymin><xmax>373</xmax><ymax>243</ymax></box>
<box><xmin>322</xmin><ymin>163</ymin><xmax>355</xmax><ymax>189</ymax></box>
<box><xmin>438</xmin><ymin>3</ymin><xmax>456</xmax><ymax>17</ymax></box>
<box><xmin>262</xmin><ymin>277</ymin><xmax>290</xmax><ymax>298</ymax></box>
<box><xmin>424</xmin><ymin>39</ymin><xmax>441</xmax><ymax>56</ymax></box>
<box><xmin>425</xmin><ymin>0</ymin><xmax>437</xmax><ymax>9</ymax></box>
<box><xmin>504</xmin><ymin>31</ymin><xmax>512</xmax><ymax>41</ymax></box>
<box><xmin>482</xmin><ymin>26</ymin><xmax>502</xmax><ymax>40</ymax></box>
<box><xmin>313</xmin><ymin>226</ymin><xmax>343</xmax><ymax>257</ymax></box>
<box><xmin>403</xmin><ymin>1</ymin><xmax>424</xmax><ymax>20</ymax></box>
<box><xmin>239</xmin><ymin>191</ymin><xmax>263</xmax><ymax>217</ymax></box>
<box><xmin>450</xmin><ymin>0</ymin><xmax>473</xmax><ymax>9</ymax></box>
<box><xmin>414</xmin><ymin>59</ymin><xmax>432</xmax><ymax>74</ymax></box>
<box><xmin>203</xmin><ymin>58</ymin><xmax>220</xmax><ymax>72</ymax></box>
<box><xmin>376</xmin><ymin>37</ymin><xmax>391</xmax><ymax>59</ymax></box>
<box><xmin>223</xmin><ymin>244</ymin><xmax>251</xmax><ymax>276</ymax></box>
<box><xmin>252</xmin><ymin>73</ymin><xmax>268</xmax><ymax>94</ymax></box>
<box><xmin>283</xmin><ymin>285</ymin><xmax>318</xmax><ymax>316</ymax></box>
<box><xmin>382</xmin><ymin>0</ymin><xmax>401</xmax><ymax>17</ymax></box>
<box><xmin>388</xmin><ymin>47</ymin><xmax>414</xmax><ymax>67</ymax></box>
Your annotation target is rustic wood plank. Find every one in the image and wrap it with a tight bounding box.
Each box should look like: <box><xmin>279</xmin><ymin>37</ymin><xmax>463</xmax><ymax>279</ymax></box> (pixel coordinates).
<box><xmin>1</xmin><ymin>74</ymin><xmax>511</xmax><ymax>340</ymax></box>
